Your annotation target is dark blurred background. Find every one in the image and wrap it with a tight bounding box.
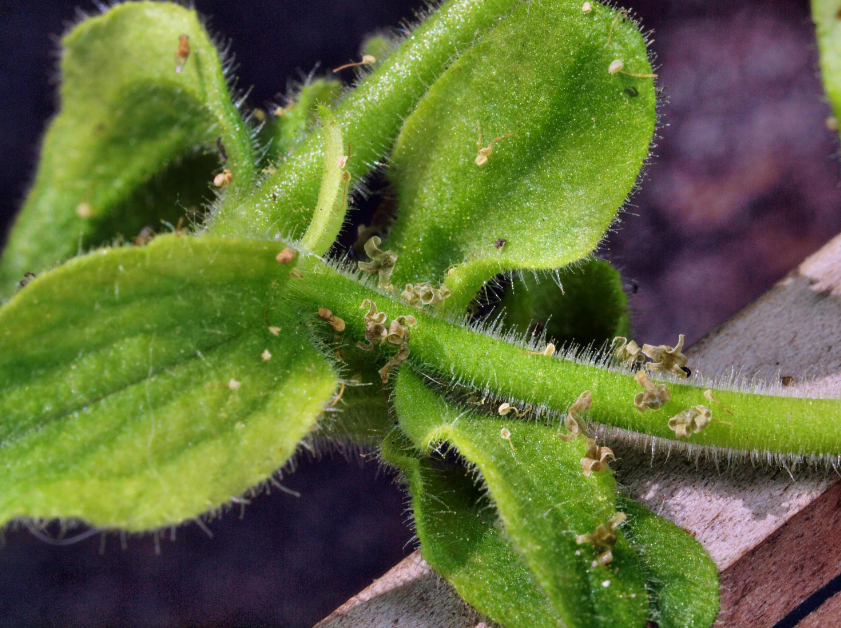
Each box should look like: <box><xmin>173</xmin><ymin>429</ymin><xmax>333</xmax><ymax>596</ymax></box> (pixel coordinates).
<box><xmin>1</xmin><ymin>0</ymin><xmax>840</xmax><ymax>626</ymax></box>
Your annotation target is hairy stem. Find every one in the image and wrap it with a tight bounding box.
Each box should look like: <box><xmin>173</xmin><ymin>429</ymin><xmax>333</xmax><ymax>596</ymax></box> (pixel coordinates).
<box><xmin>292</xmin><ymin>257</ymin><xmax>841</xmax><ymax>458</ymax></box>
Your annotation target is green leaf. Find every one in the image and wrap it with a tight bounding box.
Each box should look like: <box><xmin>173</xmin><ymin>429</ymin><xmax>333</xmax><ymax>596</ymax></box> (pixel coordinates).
<box><xmin>618</xmin><ymin>496</ymin><xmax>719</xmax><ymax>628</ymax></box>
<box><xmin>0</xmin><ymin>2</ymin><xmax>255</xmax><ymax>296</ymax></box>
<box><xmin>384</xmin><ymin>0</ymin><xmax>656</xmax><ymax>312</ymax></box>
<box><xmin>498</xmin><ymin>260</ymin><xmax>630</xmax><ymax>348</ymax></box>
<box><xmin>208</xmin><ymin>0</ymin><xmax>523</xmax><ymax>238</ymax></box>
<box><xmin>393</xmin><ymin>369</ymin><xmax>651</xmax><ymax>628</ymax></box>
<box><xmin>381</xmin><ymin>431</ymin><xmax>560</xmax><ymax>628</ymax></box>
<box><xmin>813</xmin><ymin>0</ymin><xmax>841</xmax><ymax>131</ymax></box>
<box><xmin>262</xmin><ymin>78</ymin><xmax>343</xmax><ymax>161</ymax></box>
<box><xmin>300</xmin><ymin>107</ymin><xmax>351</xmax><ymax>255</ymax></box>
<box><xmin>0</xmin><ymin>235</ymin><xmax>336</xmax><ymax>531</ymax></box>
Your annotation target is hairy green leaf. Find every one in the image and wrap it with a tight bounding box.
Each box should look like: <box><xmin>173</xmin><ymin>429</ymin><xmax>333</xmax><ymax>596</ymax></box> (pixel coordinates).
<box><xmin>263</xmin><ymin>78</ymin><xmax>343</xmax><ymax>161</ymax></box>
<box><xmin>301</xmin><ymin>107</ymin><xmax>350</xmax><ymax>255</ymax></box>
<box><xmin>498</xmin><ymin>260</ymin><xmax>630</xmax><ymax>347</ymax></box>
<box><xmin>393</xmin><ymin>369</ymin><xmax>651</xmax><ymax>628</ymax></box>
<box><xmin>208</xmin><ymin>0</ymin><xmax>523</xmax><ymax>238</ymax></box>
<box><xmin>385</xmin><ymin>0</ymin><xmax>656</xmax><ymax>312</ymax></box>
<box><xmin>0</xmin><ymin>235</ymin><xmax>335</xmax><ymax>530</ymax></box>
<box><xmin>0</xmin><ymin>2</ymin><xmax>255</xmax><ymax>295</ymax></box>
<box><xmin>618</xmin><ymin>496</ymin><xmax>719</xmax><ymax>628</ymax></box>
<box><xmin>381</xmin><ymin>431</ymin><xmax>559</xmax><ymax>628</ymax></box>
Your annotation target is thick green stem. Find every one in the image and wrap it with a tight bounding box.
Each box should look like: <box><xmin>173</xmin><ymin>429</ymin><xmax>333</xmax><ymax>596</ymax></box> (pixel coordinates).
<box><xmin>292</xmin><ymin>257</ymin><xmax>841</xmax><ymax>458</ymax></box>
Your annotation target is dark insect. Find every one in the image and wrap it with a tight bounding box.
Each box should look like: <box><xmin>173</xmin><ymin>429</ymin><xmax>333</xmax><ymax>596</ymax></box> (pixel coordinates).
<box><xmin>624</xmin><ymin>87</ymin><xmax>639</xmax><ymax>98</ymax></box>
<box><xmin>681</xmin><ymin>366</ymin><xmax>692</xmax><ymax>377</ymax></box>
<box><xmin>494</xmin><ymin>238</ymin><xmax>507</xmax><ymax>249</ymax></box>
<box><xmin>18</xmin><ymin>272</ymin><xmax>36</xmax><ymax>288</ymax></box>
<box><xmin>216</xmin><ymin>137</ymin><xmax>228</xmax><ymax>162</ymax></box>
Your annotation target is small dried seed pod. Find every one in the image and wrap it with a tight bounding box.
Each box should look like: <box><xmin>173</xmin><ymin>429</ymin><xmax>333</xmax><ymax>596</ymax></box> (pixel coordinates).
<box><xmin>608</xmin><ymin>59</ymin><xmax>624</xmax><ymax>74</ymax></box>
<box><xmin>475</xmin><ymin>121</ymin><xmax>515</xmax><ymax>166</ymax></box>
<box><xmin>328</xmin><ymin>316</ymin><xmax>346</xmax><ymax>332</ymax></box>
<box><xmin>633</xmin><ymin>370</ymin><xmax>671</xmax><ymax>412</ymax></box>
<box><xmin>358</xmin><ymin>236</ymin><xmax>398</xmax><ymax>290</ymax></box>
<box><xmin>557</xmin><ymin>390</ymin><xmax>592</xmax><ymax>442</ymax></box>
<box><xmin>643</xmin><ymin>334</ymin><xmax>690</xmax><ymax>378</ymax></box>
<box><xmin>500</xmin><ymin>427</ymin><xmax>517</xmax><ymax>451</ymax></box>
<box><xmin>276</xmin><ymin>248</ymin><xmax>297</xmax><ymax>264</ymax></box>
<box><xmin>332</xmin><ymin>55</ymin><xmax>377</xmax><ymax>73</ymax></box>
<box><xmin>214</xmin><ymin>169</ymin><xmax>233</xmax><ymax>187</ymax></box>
<box><xmin>317</xmin><ymin>308</ymin><xmax>333</xmax><ymax>321</ymax></box>
<box><xmin>576</xmin><ymin>513</ymin><xmax>627</xmax><ymax>567</ymax></box>
<box><xmin>581</xmin><ymin>438</ymin><xmax>615</xmax><ymax>477</ymax></box>
<box><xmin>668</xmin><ymin>405</ymin><xmax>712</xmax><ymax>439</ymax></box>
<box><xmin>498</xmin><ymin>403</ymin><xmax>530</xmax><ymax>418</ymax></box>
<box><xmin>76</xmin><ymin>202</ymin><xmax>94</xmax><ymax>219</ymax></box>
<box><xmin>175</xmin><ymin>34</ymin><xmax>190</xmax><ymax>74</ymax></box>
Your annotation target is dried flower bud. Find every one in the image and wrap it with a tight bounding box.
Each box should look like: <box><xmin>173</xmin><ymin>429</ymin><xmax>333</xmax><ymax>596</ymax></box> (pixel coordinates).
<box><xmin>576</xmin><ymin>513</ymin><xmax>627</xmax><ymax>567</ymax></box>
<box><xmin>276</xmin><ymin>248</ymin><xmax>297</xmax><ymax>264</ymax></box>
<box><xmin>668</xmin><ymin>405</ymin><xmax>712</xmax><ymax>439</ymax></box>
<box><xmin>358</xmin><ymin>236</ymin><xmax>398</xmax><ymax>289</ymax></box>
<box><xmin>500</xmin><ymin>427</ymin><xmax>517</xmax><ymax>451</ymax></box>
<box><xmin>498</xmin><ymin>403</ymin><xmax>530</xmax><ymax>418</ymax></box>
<box><xmin>401</xmin><ymin>282</ymin><xmax>452</xmax><ymax>307</ymax></box>
<box><xmin>643</xmin><ymin>334</ymin><xmax>690</xmax><ymax>378</ymax></box>
<box><xmin>386</xmin><ymin>315</ymin><xmax>417</xmax><ymax>346</ymax></box>
<box><xmin>214</xmin><ymin>169</ymin><xmax>233</xmax><ymax>187</ymax></box>
<box><xmin>378</xmin><ymin>342</ymin><xmax>410</xmax><ymax>383</ymax></box>
<box><xmin>581</xmin><ymin>438</ymin><xmax>615</xmax><ymax>476</ymax></box>
<box><xmin>557</xmin><ymin>391</ymin><xmax>592</xmax><ymax>442</ymax></box>
<box><xmin>633</xmin><ymin>370</ymin><xmax>671</xmax><ymax>412</ymax></box>
<box><xmin>612</xmin><ymin>337</ymin><xmax>643</xmax><ymax>366</ymax></box>
<box><xmin>358</xmin><ymin>299</ymin><xmax>388</xmax><ymax>350</ymax></box>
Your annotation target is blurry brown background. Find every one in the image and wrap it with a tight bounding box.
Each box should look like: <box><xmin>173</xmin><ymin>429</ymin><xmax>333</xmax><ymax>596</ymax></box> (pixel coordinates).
<box><xmin>1</xmin><ymin>0</ymin><xmax>840</xmax><ymax>626</ymax></box>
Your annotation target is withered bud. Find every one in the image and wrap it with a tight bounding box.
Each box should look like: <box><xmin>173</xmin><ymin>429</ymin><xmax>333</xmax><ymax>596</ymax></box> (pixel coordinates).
<box><xmin>214</xmin><ymin>169</ymin><xmax>233</xmax><ymax>187</ymax></box>
<box><xmin>612</xmin><ymin>337</ymin><xmax>643</xmax><ymax>366</ymax></box>
<box><xmin>576</xmin><ymin>513</ymin><xmax>627</xmax><ymax>567</ymax></box>
<box><xmin>581</xmin><ymin>438</ymin><xmax>615</xmax><ymax>476</ymax></box>
<box><xmin>557</xmin><ymin>391</ymin><xmax>592</xmax><ymax>442</ymax></box>
<box><xmin>633</xmin><ymin>370</ymin><xmax>671</xmax><ymax>412</ymax></box>
<box><xmin>668</xmin><ymin>405</ymin><xmax>712</xmax><ymax>439</ymax></box>
<box><xmin>643</xmin><ymin>334</ymin><xmax>690</xmax><ymax>379</ymax></box>
<box><xmin>276</xmin><ymin>248</ymin><xmax>297</xmax><ymax>264</ymax></box>
<box><xmin>401</xmin><ymin>282</ymin><xmax>452</xmax><ymax>307</ymax></box>
<box><xmin>358</xmin><ymin>236</ymin><xmax>398</xmax><ymax>289</ymax></box>
<box><xmin>378</xmin><ymin>342</ymin><xmax>410</xmax><ymax>383</ymax></box>
<box><xmin>386</xmin><ymin>315</ymin><xmax>417</xmax><ymax>346</ymax></box>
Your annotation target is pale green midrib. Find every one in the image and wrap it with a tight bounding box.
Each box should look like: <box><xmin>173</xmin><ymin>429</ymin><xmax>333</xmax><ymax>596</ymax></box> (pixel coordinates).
<box><xmin>0</xmin><ymin>328</ymin><xmax>252</xmax><ymax>447</ymax></box>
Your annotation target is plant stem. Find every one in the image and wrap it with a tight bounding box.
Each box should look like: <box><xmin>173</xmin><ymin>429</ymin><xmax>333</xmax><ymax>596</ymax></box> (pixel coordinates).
<box><xmin>292</xmin><ymin>256</ymin><xmax>841</xmax><ymax>458</ymax></box>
